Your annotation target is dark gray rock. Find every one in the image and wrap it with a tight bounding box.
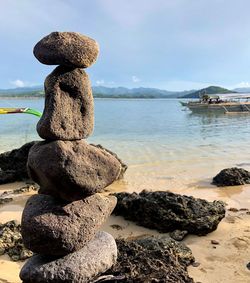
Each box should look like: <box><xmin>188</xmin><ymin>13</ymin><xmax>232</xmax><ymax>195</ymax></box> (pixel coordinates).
<box><xmin>0</xmin><ymin>220</ymin><xmax>32</xmax><ymax>261</ymax></box>
<box><xmin>20</xmin><ymin>231</ymin><xmax>117</xmax><ymax>283</ymax></box>
<box><xmin>170</xmin><ymin>230</ymin><xmax>188</xmax><ymax>241</ymax></box>
<box><xmin>0</xmin><ymin>141</ymin><xmax>36</xmax><ymax>184</ymax></box>
<box><xmin>28</xmin><ymin>140</ymin><xmax>121</xmax><ymax>201</ymax></box>
<box><xmin>0</xmin><ymin>197</ymin><xmax>13</xmax><ymax>205</ymax></box>
<box><xmin>21</xmin><ymin>194</ymin><xmax>117</xmax><ymax>256</ymax></box>
<box><xmin>33</xmin><ymin>32</ymin><xmax>99</xmax><ymax>68</ymax></box>
<box><xmin>101</xmin><ymin>235</ymin><xmax>194</xmax><ymax>283</ymax></box>
<box><xmin>37</xmin><ymin>66</ymin><xmax>94</xmax><ymax>140</ymax></box>
<box><xmin>113</xmin><ymin>190</ymin><xmax>226</xmax><ymax>236</ymax></box>
<box><xmin>212</xmin><ymin>167</ymin><xmax>250</xmax><ymax>186</ymax></box>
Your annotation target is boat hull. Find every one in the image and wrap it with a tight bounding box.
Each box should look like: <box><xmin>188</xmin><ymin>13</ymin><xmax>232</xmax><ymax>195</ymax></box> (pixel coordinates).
<box><xmin>183</xmin><ymin>103</ymin><xmax>250</xmax><ymax>113</ymax></box>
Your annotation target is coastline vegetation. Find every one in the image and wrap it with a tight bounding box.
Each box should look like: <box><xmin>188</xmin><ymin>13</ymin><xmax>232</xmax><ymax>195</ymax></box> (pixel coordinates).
<box><xmin>0</xmin><ymin>85</ymin><xmax>237</xmax><ymax>99</ymax></box>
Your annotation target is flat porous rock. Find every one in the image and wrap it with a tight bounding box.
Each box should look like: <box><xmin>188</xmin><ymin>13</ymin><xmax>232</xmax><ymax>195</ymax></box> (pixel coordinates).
<box><xmin>21</xmin><ymin>194</ymin><xmax>117</xmax><ymax>255</ymax></box>
<box><xmin>113</xmin><ymin>190</ymin><xmax>226</xmax><ymax>236</ymax></box>
<box><xmin>33</xmin><ymin>32</ymin><xmax>99</xmax><ymax>68</ymax></box>
<box><xmin>20</xmin><ymin>231</ymin><xmax>117</xmax><ymax>283</ymax></box>
<box><xmin>212</xmin><ymin>167</ymin><xmax>250</xmax><ymax>186</ymax></box>
<box><xmin>0</xmin><ymin>141</ymin><xmax>36</xmax><ymax>184</ymax></box>
<box><xmin>28</xmin><ymin>140</ymin><xmax>121</xmax><ymax>201</ymax></box>
<box><xmin>99</xmin><ymin>235</ymin><xmax>194</xmax><ymax>283</ymax></box>
<box><xmin>37</xmin><ymin>66</ymin><xmax>94</xmax><ymax>140</ymax></box>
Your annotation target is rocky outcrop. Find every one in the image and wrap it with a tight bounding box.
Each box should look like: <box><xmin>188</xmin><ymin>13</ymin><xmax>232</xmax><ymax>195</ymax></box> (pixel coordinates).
<box><xmin>20</xmin><ymin>232</ymin><xmax>117</xmax><ymax>283</ymax></box>
<box><xmin>0</xmin><ymin>220</ymin><xmax>32</xmax><ymax>261</ymax></box>
<box><xmin>28</xmin><ymin>140</ymin><xmax>121</xmax><ymax>201</ymax></box>
<box><xmin>113</xmin><ymin>190</ymin><xmax>226</xmax><ymax>236</ymax></box>
<box><xmin>37</xmin><ymin>66</ymin><xmax>94</xmax><ymax>140</ymax></box>
<box><xmin>33</xmin><ymin>32</ymin><xmax>99</xmax><ymax>68</ymax></box>
<box><xmin>101</xmin><ymin>235</ymin><xmax>194</xmax><ymax>283</ymax></box>
<box><xmin>0</xmin><ymin>141</ymin><xmax>36</xmax><ymax>184</ymax></box>
<box><xmin>212</xmin><ymin>167</ymin><xmax>250</xmax><ymax>186</ymax></box>
<box><xmin>21</xmin><ymin>194</ymin><xmax>117</xmax><ymax>255</ymax></box>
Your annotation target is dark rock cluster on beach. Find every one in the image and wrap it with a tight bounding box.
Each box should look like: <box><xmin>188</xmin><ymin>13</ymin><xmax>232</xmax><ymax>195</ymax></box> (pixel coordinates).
<box><xmin>0</xmin><ymin>141</ymin><xmax>36</xmax><ymax>184</ymax></box>
<box><xmin>113</xmin><ymin>190</ymin><xmax>226</xmax><ymax>238</ymax></box>
<box><xmin>0</xmin><ymin>220</ymin><xmax>32</xmax><ymax>261</ymax></box>
<box><xmin>212</xmin><ymin>167</ymin><xmax>250</xmax><ymax>186</ymax></box>
<box><xmin>101</xmin><ymin>235</ymin><xmax>195</xmax><ymax>283</ymax></box>
<box><xmin>20</xmin><ymin>32</ymin><xmax>121</xmax><ymax>283</ymax></box>
<box><xmin>0</xmin><ymin>184</ymin><xmax>38</xmax><ymax>205</ymax></box>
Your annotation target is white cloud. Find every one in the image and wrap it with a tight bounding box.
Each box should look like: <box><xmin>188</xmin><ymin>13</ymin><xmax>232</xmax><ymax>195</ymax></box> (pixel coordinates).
<box><xmin>96</xmin><ymin>79</ymin><xmax>105</xmax><ymax>85</ymax></box>
<box><xmin>95</xmin><ymin>80</ymin><xmax>116</xmax><ymax>86</ymax></box>
<box><xmin>11</xmin><ymin>79</ymin><xmax>25</xmax><ymax>88</ymax></box>
<box><xmin>132</xmin><ymin>76</ymin><xmax>140</xmax><ymax>83</ymax></box>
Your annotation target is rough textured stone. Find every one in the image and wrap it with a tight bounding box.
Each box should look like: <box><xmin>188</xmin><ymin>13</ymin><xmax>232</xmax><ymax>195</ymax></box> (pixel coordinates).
<box><xmin>212</xmin><ymin>167</ymin><xmax>250</xmax><ymax>186</ymax></box>
<box><xmin>37</xmin><ymin>66</ymin><xmax>94</xmax><ymax>140</ymax></box>
<box><xmin>113</xmin><ymin>190</ymin><xmax>226</xmax><ymax>236</ymax></box>
<box><xmin>0</xmin><ymin>141</ymin><xmax>36</xmax><ymax>184</ymax></box>
<box><xmin>170</xmin><ymin>230</ymin><xmax>188</xmax><ymax>241</ymax></box>
<box><xmin>92</xmin><ymin>144</ymin><xmax>128</xmax><ymax>179</ymax></box>
<box><xmin>0</xmin><ymin>220</ymin><xmax>32</xmax><ymax>261</ymax></box>
<box><xmin>33</xmin><ymin>32</ymin><xmax>99</xmax><ymax>68</ymax></box>
<box><xmin>28</xmin><ymin>140</ymin><xmax>121</xmax><ymax>201</ymax></box>
<box><xmin>100</xmin><ymin>235</ymin><xmax>194</xmax><ymax>283</ymax></box>
<box><xmin>21</xmin><ymin>194</ymin><xmax>117</xmax><ymax>256</ymax></box>
<box><xmin>20</xmin><ymin>231</ymin><xmax>117</xmax><ymax>283</ymax></box>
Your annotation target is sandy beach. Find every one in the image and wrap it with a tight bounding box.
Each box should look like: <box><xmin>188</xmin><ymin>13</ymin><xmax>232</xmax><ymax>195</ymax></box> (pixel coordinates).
<box><xmin>0</xmin><ymin>176</ymin><xmax>250</xmax><ymax>283</ymax></box>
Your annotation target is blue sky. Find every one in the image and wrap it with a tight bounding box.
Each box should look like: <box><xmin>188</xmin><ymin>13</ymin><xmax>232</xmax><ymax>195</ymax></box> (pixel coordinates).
<box><xmin>1</xmin><ymin>0</ymin><xmax>250</xmax><ymax>91</ymax></box>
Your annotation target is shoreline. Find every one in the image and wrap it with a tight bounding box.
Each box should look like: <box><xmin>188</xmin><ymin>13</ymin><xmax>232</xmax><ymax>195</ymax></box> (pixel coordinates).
<box><xmin>1</xmin><ymin>181</ymin><xmax>250</xmax><ymax>283</ymax></box>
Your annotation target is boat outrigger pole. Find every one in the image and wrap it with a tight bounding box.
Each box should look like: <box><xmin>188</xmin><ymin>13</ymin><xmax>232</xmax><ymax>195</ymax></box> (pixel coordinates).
<box><xmin>0</xmin><ymin>107</ymin><xmax>42</xmax><ymax>117</ymax></box>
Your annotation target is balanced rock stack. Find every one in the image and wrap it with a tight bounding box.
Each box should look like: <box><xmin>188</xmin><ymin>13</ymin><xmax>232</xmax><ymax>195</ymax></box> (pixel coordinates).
<box><xmin>19</xmin><ymin>32</ymin><xmax>122</xmax><ymax>282</ymax></box>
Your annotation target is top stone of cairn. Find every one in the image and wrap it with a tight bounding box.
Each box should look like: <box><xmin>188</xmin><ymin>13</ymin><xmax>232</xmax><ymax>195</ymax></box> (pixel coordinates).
<box><xmin>33</xmin><ymin>32</ymin><xmax>99</xmax><ymax>68</ymax></box>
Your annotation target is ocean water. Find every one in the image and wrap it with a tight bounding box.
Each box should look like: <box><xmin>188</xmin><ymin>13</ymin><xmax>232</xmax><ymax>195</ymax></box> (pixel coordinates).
<box><xmin>1</xmin><ymin>98</ymin><xmax>250</xmax><ymax>192</ymax></box>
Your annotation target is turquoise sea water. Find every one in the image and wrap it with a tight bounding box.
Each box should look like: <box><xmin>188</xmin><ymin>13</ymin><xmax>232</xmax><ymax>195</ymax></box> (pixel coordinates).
<box><xmin>1</xmin><ymin>98</ymin><xmax>250</xmax><ymax>192</ymax></box>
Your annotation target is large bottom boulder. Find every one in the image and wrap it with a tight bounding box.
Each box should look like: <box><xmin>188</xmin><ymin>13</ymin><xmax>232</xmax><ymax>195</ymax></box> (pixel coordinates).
<box><xmin>212</xmin><ymin>167</ymin><xmax>250</xmax><ymax>186</ymax></box>
<box><xmin>21</xmin><ymin>194</ymin><xmax>117</xmax><ymax>256</ymax></box>
<box><xmin>113</xmin><ymin>190</ymin><xmax>226</xmax><ymax>236</ymax></box>
<box><xmin>100</xmin><ymin>235</ymin><xmax>194</xmax><ymax>283</ymax></box>
<box><xmin>20</xmin><ymin>231</ymin><xmax>117</xmax><ymax>283</ymax></box>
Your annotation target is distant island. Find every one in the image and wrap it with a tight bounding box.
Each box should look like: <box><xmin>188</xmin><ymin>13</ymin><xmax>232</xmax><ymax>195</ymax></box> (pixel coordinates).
<box><xmin>181</xmin><ymin>86</ymin><xmax>237</xmax><ymax>99</ymax></box>
<box><xmin>0</xmin><ymin>85</ymin><xmax>247</xmax><ymax>99</ymax></box>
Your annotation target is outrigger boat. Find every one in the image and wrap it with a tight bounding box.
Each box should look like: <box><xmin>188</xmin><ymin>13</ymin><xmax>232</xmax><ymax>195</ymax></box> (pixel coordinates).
<box><xmin>180</xmin><ymin>93</ymin><xmax>250</xmax><ymax>114</ymax></box>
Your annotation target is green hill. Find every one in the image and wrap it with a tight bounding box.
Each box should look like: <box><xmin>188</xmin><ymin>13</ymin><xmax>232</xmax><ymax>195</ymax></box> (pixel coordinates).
<box><xmin>181</xmin><ymin>86</ymin><xmax>237</xmax><ymax>98</ymax></box>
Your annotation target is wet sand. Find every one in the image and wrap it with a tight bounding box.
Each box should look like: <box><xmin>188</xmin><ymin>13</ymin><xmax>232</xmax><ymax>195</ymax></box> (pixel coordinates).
<box><xmin>0</xmin><ymin>180</ymin><xmax>250</xmax><ymax>283</ymax></box>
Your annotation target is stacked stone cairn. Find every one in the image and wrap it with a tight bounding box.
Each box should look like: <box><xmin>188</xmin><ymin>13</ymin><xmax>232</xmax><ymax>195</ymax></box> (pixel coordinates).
<box><xmin>19</xmin><ymin>32</ymin><xmax>122</xmax><ymax>282</ymax></box>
